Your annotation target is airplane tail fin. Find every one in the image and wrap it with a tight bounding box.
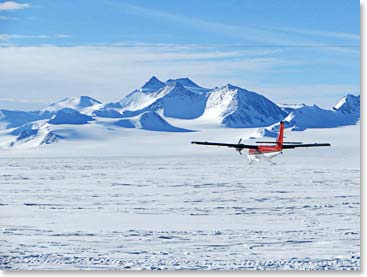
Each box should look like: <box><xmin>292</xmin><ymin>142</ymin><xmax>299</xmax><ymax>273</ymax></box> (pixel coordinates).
<box><xmin>277</xmin><ymin>121</ymin><xmax>284</xmax><ymax>149</ymax></box>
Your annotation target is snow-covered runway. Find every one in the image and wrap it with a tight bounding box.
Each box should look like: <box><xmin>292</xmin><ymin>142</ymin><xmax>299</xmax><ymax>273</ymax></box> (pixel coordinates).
<box><xmin>0</xmin><ymin>125</ymin><xmax>360</xmax><ymax>270</ymax></box>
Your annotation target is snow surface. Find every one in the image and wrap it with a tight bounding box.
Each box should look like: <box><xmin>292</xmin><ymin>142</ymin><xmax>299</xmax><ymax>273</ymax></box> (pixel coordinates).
<box><xmin>0</xmin><ymin>125</ymin><xmax>360</xmax><ymax>270</ymax></box>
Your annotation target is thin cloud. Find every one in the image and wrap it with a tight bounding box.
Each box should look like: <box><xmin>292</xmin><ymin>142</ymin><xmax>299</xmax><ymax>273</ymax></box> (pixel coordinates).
<box><xmin>55</xmin><ymin>34</ymin><xmax>71</xmax><ymax>39</ymax></box>
<box><xmin>0</xmin><ymin>15</ymin><xmax>17</xmax><ymax>20</ymax></box>
<box><xmin>106</xmin><ymin>1</ymin><xmax>312</xmax><ymax>47</ymax></box>
<box><xmin>0</xmin><ymin>1</ymin><xmax>30</xmax><ymax>11</ymax></box>
<box><xmin>1</xmin><ymin>45</ymin><xmax>357</xmax><ymax>109</ymax></box>
<box><xmin>0</xmin><ymin>33</ymin><xmax>71</xmax><ymax>41</ymax></box>
<box><xmin>0</xmin><ymin>34</ymin><xmax>49</xmax><ymax>40</ymax></box>
<box><xmin>272</xmin><ymin>26</ymin><xmax>360</xmax><ymax>42</ymax></box>
<box><xmin>0</xmin><ymin>97</ymin><xmax>46</xmax><ymax>104</ymax></box>
<box><xmin>106</xmin><ymin>0</ymin><xmax>357</xmax><ymax>47</ymax></box>
<box><xmin>0</xmin><ymin>46</ymin><xmax>296</xmax><ymax>106</ymax></box>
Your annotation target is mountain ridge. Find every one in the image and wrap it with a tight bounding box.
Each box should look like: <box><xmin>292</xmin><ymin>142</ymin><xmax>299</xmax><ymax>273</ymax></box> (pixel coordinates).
<box><xmin>201</xmin><ymin>84</ymin><xmax>287</xmax><ymax>127</ymax></box>
<box><xmin>0</xmin><ymin>76</ymin><xmax>360</xmax><ymax>148</ymax></box>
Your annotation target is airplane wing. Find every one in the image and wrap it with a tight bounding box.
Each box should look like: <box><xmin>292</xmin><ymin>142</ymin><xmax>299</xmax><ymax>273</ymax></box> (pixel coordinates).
<box><xmin>256</xmin><ymin>141</ymin><xmax>303</xmax><ymax>144</ymax></box>
<box><xmin>191</xmin><ymin>141</ymin><xmax>258</xmax><ymax>149</ymax></box>
<box><xmin>282</xmin><ymin>143</ymin><xmax>331</xmax><ymax>149</ymax></box>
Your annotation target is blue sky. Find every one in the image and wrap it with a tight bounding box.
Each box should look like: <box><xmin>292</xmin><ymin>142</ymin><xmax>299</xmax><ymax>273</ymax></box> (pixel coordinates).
<box><xmin>0</xmin><ymin>0</ymin><xmax>360</xmax><ymax>109</ymax></box>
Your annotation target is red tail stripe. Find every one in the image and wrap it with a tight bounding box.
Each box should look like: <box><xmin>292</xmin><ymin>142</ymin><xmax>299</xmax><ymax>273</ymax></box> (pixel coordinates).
<box><xmin>277</xmin><ymin>122</ymin><xmax>284</xmax><ymax>149</ymax></box>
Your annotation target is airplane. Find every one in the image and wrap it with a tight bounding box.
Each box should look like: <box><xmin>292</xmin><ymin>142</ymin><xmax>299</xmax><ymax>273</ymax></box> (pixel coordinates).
<box><xmin>191</xmin><ymin>121</ymin><xmax>331</xmax><ymax>162</ymax></box>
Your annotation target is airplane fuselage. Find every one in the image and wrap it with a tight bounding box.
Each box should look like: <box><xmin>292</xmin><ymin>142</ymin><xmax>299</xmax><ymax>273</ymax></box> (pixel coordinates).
<box><xmin>248</xmin><ymin>145</ymin><xmax>282</xmax><ymax>155</ymax></box>
<box><xmin>248</xmin><ymin>151</ymin><xmax>282</xmax><ymax>161</ymax></box>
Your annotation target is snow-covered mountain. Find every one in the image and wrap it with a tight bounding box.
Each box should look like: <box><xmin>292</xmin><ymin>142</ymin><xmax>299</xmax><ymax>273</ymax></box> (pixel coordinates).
<box><xmin>115</xmin><ymin>77</ymin><xmax>171</xmax><ymax>111</ymax></box>
<box><xmin>283</xmin><ymin>94</ymin><xmax>360</xmax><ymax>131</ymax></box>
<box><xmin>333</xmin><ymin>94</ymin><xmax>360</xmax><ymax>115</ymax></box>
<box><xmin>5</xmin><ymin>107</ymin><xmax>96</xmax><ymax>147</ymax></box>
<box><xmin>166</xmin><ymin>77</ymin><xmax>200</xmax><ymax>88</ymax></box>
<box><xmin>0</xmin><ymin>76</ymin><xmax>360</xmax><ymax>148</ymax></box>
<box><xmin>120</xmin><ymin>82</ymin><xmax>208</xmax><ymax>119</ymax></box>
<box><xmin>96</xmin><ymin>76</ymin><xmax>210</xmax><ymax>120</ymax></box>
<box><xmin>250</xmin><ymin>127</ymin><xmax>278</xmax><ymax>139</ymax></box>
<box><xmin>165</xmin><ymin>77</ymin><xmax>210</xmax><ymax>94</ymax></box>
<box><xmin>283</xmin><ymin>105</ymin><xmax>344</xmax><ymax>131</ymax></box>
<box><xmin>140</xmin><ymin>76</ymin><xmax>166</xmax><ymax>93</ymax></box>
<box><xmin>9</xmin><ymin>121</ymin><xmax>62</xmax><ymax>147</ymax></box>
<box><xmin>258</xmin><ymin>94</ymin><xmax>360</xmax><ymax>136</ymax></box>
<box><xmin>48</xmin><ymin>108</ymin><xmax>95</xmax><ymax>125</ymax></box>
<box><xmin>200</xmin><ymin>84</ymin><xmax>287</xmax><ymax>128</ymax></box>
<box><xmin>0</xmin><ymin>110</ymin><xmax>53</xmax><ymax>129</ymax></box>
<box><xmin>115</xmin><ymin>111</ymin><xmax>191</xmax><ymax>132</ymax></box>
<box><xmin>92</xmin><ymin>108</ymin><xmax>124</xmax><ymax>118</ymax></box>
<box><xmin>44</xmin><ymin>96</ymin><xmax>102</xmax><ymax>113</ymax></box>
<box><xmin>278</xmin><ymin>103</ymin><xmax>307</xmax><ymax>114</ymax></box>
<box><xmin>6</xmin><ymin>109</ymin><xmax>190</xmax><ymax>148</ymax></box>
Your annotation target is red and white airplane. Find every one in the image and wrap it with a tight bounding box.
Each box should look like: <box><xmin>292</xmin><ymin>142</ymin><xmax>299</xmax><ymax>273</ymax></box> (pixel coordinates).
<box><xmin>191</xmin><ymin>122</ymin><xmax>330</xmax><ymax>160</ymax></box>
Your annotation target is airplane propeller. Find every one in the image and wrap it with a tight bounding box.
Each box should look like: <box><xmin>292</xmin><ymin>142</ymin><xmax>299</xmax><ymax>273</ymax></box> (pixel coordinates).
<box><xmin>236</xmin><ymin>138</ymin><xmax>243</xmax><ymax>155</ymax></box>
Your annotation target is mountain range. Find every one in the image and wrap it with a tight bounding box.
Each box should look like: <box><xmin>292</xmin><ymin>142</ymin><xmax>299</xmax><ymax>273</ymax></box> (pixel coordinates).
<box><xmin>0</xmin><ymin>76</ymin><xmax>360</xmax><ymax>148</ymax></box>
